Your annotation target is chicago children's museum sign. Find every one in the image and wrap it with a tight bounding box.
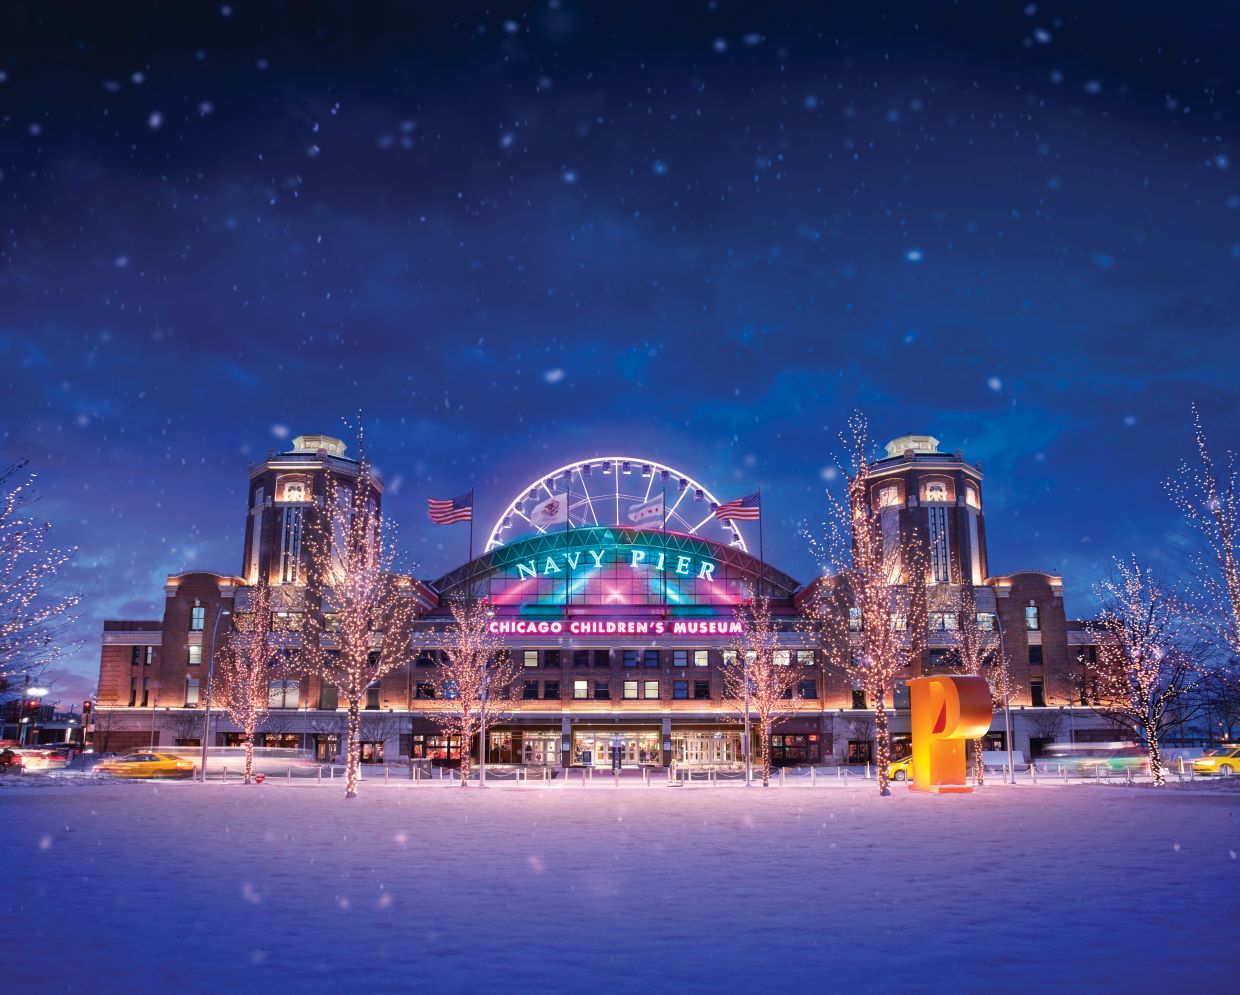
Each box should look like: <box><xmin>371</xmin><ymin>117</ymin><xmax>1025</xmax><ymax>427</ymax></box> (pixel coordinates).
<box><xmin>487</xmin><ymin>618</ymin><xmax>745</xmax><ymax>637</ymax></box>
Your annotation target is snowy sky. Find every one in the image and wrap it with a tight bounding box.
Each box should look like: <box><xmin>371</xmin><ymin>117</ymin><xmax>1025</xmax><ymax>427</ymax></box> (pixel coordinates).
<box><xmin>3</xmin><ymin>2</ymin><xmax>1239</xmax><ymax>702</ymax></box>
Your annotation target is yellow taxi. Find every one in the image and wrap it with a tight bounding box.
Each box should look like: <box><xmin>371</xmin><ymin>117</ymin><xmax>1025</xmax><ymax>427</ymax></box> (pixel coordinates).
<box><xmin>888</xmin><ymin>756</ymin><xmax>915</xmax><ymax>781</ymax></box>
<box><xmin>95</xmin><ymin>752</ymin><xmax>196</xmax><ymax>779</ymax></box>
<box><xmin>1191</xmin><ymin>745</ymin><xmax>1240</xmax><ymax>776</ymax></box>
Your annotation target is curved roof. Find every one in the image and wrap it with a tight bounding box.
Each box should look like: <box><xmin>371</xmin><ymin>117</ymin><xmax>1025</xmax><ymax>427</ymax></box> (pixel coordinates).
<box><xmin>433</xmin><ymin>525</ymin><xmax>801</xmax><ymax>600</ymax></box>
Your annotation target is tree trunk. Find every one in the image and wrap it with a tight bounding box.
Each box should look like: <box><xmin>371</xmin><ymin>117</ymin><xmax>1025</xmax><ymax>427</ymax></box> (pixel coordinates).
<box><xmin>875</xmin><ymin>698</ymin><xmax>891</xmax><ymax>796</ymax></box>
<box><xmin>972</xmin><ymin>737</ymin><xmax>985</xmax><ymax>786</ymax></box>
<box><xmin>1144</xmin><ymin>719</ymin><xmax>1165</xmax><ymax>786</ymax></box>
<box><xmin>344</xmin><ymin>698</ymin><xmax>361</xmax><ymax>799</ymax></box>
<box><xmin>244</xmin><ymin>724</ymin><xmax>255</xmax><ymax>785</ymax></box>
<box><xmin>458</xmin><ymin>720</ymin><xmax>473</xmax><ymax>787</ymax></box>
<box><xmin>759</xmin><ymin>720</ymin><xmax>771</xmax><ymax>787</ymax></box>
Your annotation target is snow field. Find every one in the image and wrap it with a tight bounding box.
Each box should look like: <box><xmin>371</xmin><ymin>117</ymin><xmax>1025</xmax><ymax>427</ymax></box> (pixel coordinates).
<box><xmin>2</xmin><ymin>782</ymin><xmax>1236</xmax><ymax>993</ymax></box>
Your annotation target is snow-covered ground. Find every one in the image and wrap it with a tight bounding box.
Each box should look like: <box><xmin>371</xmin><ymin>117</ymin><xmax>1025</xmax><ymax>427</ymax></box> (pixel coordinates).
<box><xmin>3</xmin><ymin>780</ymin><xmax>1236</xmax><ymax>993</ymax></box>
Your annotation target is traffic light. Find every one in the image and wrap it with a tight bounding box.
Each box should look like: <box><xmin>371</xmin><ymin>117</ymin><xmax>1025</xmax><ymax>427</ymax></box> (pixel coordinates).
<box><xmin>82</xmin><ymin>700</ymin><xmax>93</xmax><ymax>717</ymax></box>
<box><xmin>25</xmin><ymin>698</ymin><xmax>39</xmax><ymax>711</ymax></box>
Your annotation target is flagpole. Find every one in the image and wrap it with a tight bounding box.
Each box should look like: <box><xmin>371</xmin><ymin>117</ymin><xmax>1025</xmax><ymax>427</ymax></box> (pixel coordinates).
<box><xmin>565</xmin><ymin>471</ymin><xmax>572</xmax><ymax>615</ymax></box>
<box><xmin>662</xmin><ymin>472</ymin><xmax>668</xmax><ymax>615</ymax></box>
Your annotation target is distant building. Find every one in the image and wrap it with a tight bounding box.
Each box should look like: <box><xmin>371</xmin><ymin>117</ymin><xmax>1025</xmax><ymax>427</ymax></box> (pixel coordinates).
<box><xmin>93</xmin><ymin>432</ymin><xmax>1135</xmax><ymax>764</ymax></box>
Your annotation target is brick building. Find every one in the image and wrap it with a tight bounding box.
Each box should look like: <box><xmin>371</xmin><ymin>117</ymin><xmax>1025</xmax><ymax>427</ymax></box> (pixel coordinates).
<box><xmin>92</xmin><ymin>432</ymin><xmax>1114</xmax><ymax>766</ymax></box>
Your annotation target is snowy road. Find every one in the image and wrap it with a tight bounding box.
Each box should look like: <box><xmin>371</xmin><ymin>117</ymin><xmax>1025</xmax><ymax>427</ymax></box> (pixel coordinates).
<box><xmin>2</xmin><ymin>781</ymin><xmax>1236</xmax><ymax>993</ymax></box>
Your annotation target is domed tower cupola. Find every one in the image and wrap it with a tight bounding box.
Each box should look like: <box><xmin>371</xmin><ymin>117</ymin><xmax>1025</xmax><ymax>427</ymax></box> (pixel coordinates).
<box><xmin>240</xmin><ymin>433</ymin><xmax>381</xmax><ymax>587</ymax></box>
<box><xmin>867</xmin><ymin>434</ymin><xmax>988</xmax><ymax>587</ymax></box>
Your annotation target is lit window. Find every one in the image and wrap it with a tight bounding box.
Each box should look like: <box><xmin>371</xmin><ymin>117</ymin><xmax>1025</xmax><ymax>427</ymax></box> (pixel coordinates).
<box><xmin>923</xmin><ymin>481</ymin><xmax>949</xmax><ymax>502</ymax></box>
<box><xmin>693</xmin><ymin>650</ymin><xmax>709</xmax><ymax>667</ymax></box>
<box><xmin>573</xmin><ymin>680</ymin><xmax>588</xmax><ymax>699</ymax></box>
<box><xmin>1025</xmin><ymin>606</ymin><xmax>1040</xmax><ymax>631</ymax></box>
<box><xmin>283</xmin><ymin>480</ymin><xmax>307</xmax><ymax>502</ymax></box>
<box><xmin>877</xmin><ymin>484</ymin><xmax>901</xmax><ymax>509</ymax></box>
<box><xmin>774</xmin><ymin>650</ymin><xmax>791</xmax><ymax>667</ymax></box>
<box><xmin>623</xmin><ymin>680</ymin><xmax>639</xmax><ymax>700</ymax></box>
<box><xmin>524</xmin><ymin>650</ymin><xmax>539</xmax><ymax>668</ymax></box>
<box><xmin>643</xmin><ymin>680</ymin><xmax>659</xmax><ymax>700</ymax></box>
<box><xmin>849</xmin><ymin>608</ymin><xmax>863</xmax><ymax>631</ymax></box>
<box><xmin>185</xmin><ymin>677</ymin><xmax>200</xmax><ymax>706</ymax></box>
<box><xmin>187</xmin><ymin>645</ymin><xmax>202</xmax><ymax>666</ymax></box>
<box><xmin>189</xmin><ymin>606</ymin><xmax>205</xmax><ymax>632</ymax></box>
<box><xmin>268</xmin><ymin>680</ymin><xmax>299</xmax><ymax>709</ymax></box>
<box><xmin>965</xmin><ymin>485</ymin><xmax>981</xmax><ymax>509</ymax></box>
<box><xmin>795</xmin><ymin>649</ymin><xmax>815</xmax><ymax>666</ymax></box>
<box><xmin>976</xmin><ymin>612</ymin><xmax>996</xmax><ymax>630</ymax></box>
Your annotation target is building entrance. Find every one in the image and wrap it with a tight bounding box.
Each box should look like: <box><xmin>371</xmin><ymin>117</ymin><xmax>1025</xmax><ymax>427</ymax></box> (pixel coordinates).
<box><xmin>572</xmin><ymin>730</ymin><xmax>661</xmax><ymax>767</ymax></box>
<box><xmin>672</xmin><ymin>730</ymin><xmax>742</xmax><ymax>766</ymax></box>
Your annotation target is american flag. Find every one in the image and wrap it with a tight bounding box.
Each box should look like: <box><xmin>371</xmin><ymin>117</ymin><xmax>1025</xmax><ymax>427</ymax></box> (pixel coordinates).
<box><xmin>713</xmin><ymin>491</ymin><xmax>761</xmax><ymax>522</ymax></box>
<box><xmin>428</xmin><ymin>491</ymin><xmax>473</xmax><ymax>525</ymax></box>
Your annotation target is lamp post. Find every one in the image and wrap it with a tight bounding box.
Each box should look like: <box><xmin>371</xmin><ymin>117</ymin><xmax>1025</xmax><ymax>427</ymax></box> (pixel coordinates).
<box><xmin>992</xmin><ymin>609</ymin><xmax>1016</xmax><ymax>785</ymax></box>
<box><xmin>199</xmin><ymin>608</ymin><xmax>231</xmax><ymax>783</ymax></box>
<box><xmin>742</xmin><ymin>654</ymin><xmax>752</xmax><ymax>787</ymax></box>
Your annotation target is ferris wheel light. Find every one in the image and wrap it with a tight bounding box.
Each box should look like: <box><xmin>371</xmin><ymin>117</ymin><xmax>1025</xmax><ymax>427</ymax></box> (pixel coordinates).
<box><xmin>679</xmin><ymin>478</ymin><xmax>688</xmax><ymax>491</ymax></box>
<box><xmin>695</xmin><ymin>488</ymin><xmax>704</xmax><ymax>502</ymax></box>
<box><xmin>661</xmin><ymin>469</ymin><xmax>669</xmax><ymax>482</ymax></box>
<box><xmin>622</xmin><ymin>461</ymin><xmax>632</xmax><ymax>474</ymax></box>
<box><xmin>601</xmin><ymin>462</ymin><xmax>612</xmax><ymax>474</ymax></box>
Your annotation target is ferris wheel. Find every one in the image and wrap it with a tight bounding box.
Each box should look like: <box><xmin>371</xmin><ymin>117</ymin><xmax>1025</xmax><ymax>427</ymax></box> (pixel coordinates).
<box><xmin>485</xmin><ymin>456</ymin><xmax>750</xmax><ymax>553</ymax></box>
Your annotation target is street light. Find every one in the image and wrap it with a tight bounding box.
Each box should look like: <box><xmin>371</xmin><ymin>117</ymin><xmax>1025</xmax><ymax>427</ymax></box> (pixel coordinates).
<box><xmin>199</xmin><ymin>608</ymin><xmax>231</xmax><ymax>783</ymax></box>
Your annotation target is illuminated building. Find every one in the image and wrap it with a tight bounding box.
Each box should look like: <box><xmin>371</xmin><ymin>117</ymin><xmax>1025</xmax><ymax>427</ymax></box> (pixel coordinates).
<box><xmin>93</xmin><ymin>433</ymin><xmax>1117</xmax><ymax>765</ymax></box>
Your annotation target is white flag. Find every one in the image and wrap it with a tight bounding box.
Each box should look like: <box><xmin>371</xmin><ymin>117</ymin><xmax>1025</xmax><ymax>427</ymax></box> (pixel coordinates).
<box><xmin>628</xmin><ymin>495</ymin><xmax>664</xmax><ymax>524</ymax></box>
<box><xmin>529</xmin><ymin>494</ymin><xmax>569</xmax><ymax>526</ymax></box>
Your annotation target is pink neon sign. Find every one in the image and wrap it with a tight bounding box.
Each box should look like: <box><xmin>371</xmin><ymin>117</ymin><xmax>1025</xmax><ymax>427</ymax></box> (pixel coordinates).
<box><xmin>487</xmin><ymin>618</ymin><xmax>745</xmax><ymax>637</ymax></box>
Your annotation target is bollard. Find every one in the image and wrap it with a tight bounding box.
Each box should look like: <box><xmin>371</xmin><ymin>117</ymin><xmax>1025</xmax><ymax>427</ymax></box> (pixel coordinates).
<box><xmin>1177</xmin><ymin>756</ymin><xmax>1185</xmax><ymax>775</ymax></box>
<box><xmin>811</xmin><ymin>766</ymin><xmax>816</xmax><ymax>787</ymax></box>
<box><xmin>1029</xmin><ymin>762</ymin><xmax>1037</xmax><ymax>785</ymax></box>
<box><xmin>835</xmin><ymin>766</ymin><xmax>841</xmax><ymax>781</ymax></box>
<box><xmin>317</xmin><ymin>766</ymin><xmax>322</xmax><ymax>785</ymax></box>
<box><xmin>385</xmin><ymin>767</ymin><xmax>390</xmax><ymax>785</ymax></box>
<box><xmin>643</xmin><ymin>767</ymin><xmax>650</xmax><ymax>787</ymax></box>
<box><xmin>287</xmin><ymin>765</ymin><xmax>292</xmax><ymax>784</ymax></box>
<box><xmin>864</xmin><ymin>761</ymin><xmax>870</xmax><ymax>780</ymax></box>
<box><xmin>779</xmin><ymin>767</ymin><xmax>786</xmax><ymax>787</ymax></box>
<box><xmin>581</xmin><ymin>767</ymin><xmax>588</xmax><ymax>787</ymax></box>
<box><xmin>222</xmin><ymin>766</ymin><xmax>228</xmax><ymax>783</ymax></box>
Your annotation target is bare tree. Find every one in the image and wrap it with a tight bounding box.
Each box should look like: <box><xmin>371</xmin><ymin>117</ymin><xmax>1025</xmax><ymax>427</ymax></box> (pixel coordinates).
<box><xmin>89</xmin><ymin>707</ymin><xmax>121</xmax><ymax>754</ymax></box>
<box><xmin>165</xmin><ymin>710</ymin><xmax>203</xmax><ymax>745</ymax></box>
<box><xmin>309</xmin><ymin>713</ymin><xmax>347</xmax><ymax>761</ymax></box>
<box><xmin>720</xmin><ymin>592</ymin><xmax>801</xmax><ymax>786</ymax></box>
<box><xmin>1028</xmin><ymin>710</ymin><xmax>1065</xmax><ymax>747</ymax></box>
<box><xmin>804</xmin><ymin>412</ymin><xmax>925</xmax><ymax>796</ymax></box>
<box><xmin>0</xmin><ymin>460</ymin><xmax>81</xmax><ymax>695</ymax></box>
<box><xmin>1084</xmin><ymin>557</ymin><xmax>1213</xmax><ymax>786</ymax></box>
<box><xmin>359</xmin><ymin>713</ymin><xmax>403</xmax><ymax>762</ymax></box>
<box><xmin>844</xmin><ymin>715</ymin><xmax>876</xmax><ymax>763</ymax></box>
<box><xmin>219</xmin><ymin>582</ymin><xmax>281</xmax><ymax>783</ymax></box>
<box><xmin>941</xmin><ymin>587</ymin><xmax>1011</xmax><ymax>785</ymax></box>
<box><xmin>429</xmin><ymin>598</ymin><xmax>519</xmax><ymax>786</ymax></box>
<box><xmin>299</xmin><ymin>444</ymin><xmax>418</xmax><ymax>799</ymax></box>
<box><xmin>1166</xmin><ymin>407</ymin><xmax>1240</xmax><ymax>654</ymax></box>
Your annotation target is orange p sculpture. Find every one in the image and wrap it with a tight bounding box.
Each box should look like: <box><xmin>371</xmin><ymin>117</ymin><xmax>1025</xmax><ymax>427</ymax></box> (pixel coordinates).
<box><xmin>907</xmin><ymin>675</ymin><xmax>993</xmax><ymax>793</ymax></box>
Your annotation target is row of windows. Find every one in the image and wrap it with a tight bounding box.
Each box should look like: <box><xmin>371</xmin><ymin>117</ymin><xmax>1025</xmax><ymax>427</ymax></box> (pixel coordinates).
<box><xmin>847</xmin><ymin>608</ymin><xmax>1041</xmax><ymax>632</ymax></box>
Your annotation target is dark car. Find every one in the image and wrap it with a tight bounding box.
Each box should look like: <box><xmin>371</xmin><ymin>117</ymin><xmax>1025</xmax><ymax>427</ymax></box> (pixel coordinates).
<box><xmin>0</xmin><ymin>748</ymin><xmax>24</xmax><ymax>772</ymax></box>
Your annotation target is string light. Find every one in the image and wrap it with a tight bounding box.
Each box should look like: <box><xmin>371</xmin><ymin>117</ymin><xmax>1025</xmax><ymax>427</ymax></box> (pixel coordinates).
<box><xmin>218</xmin><ymin>582</ymin><xmax>280</xmax><ymax>784</ymax></box>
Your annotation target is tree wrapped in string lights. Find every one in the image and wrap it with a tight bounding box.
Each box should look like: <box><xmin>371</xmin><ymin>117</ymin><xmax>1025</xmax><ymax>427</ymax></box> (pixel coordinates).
<box><xmin>804</xmin><ymin>412</ymin><xmax>924</xmax><ymax>797</ymax></box>
<box><xmin>941</xmin><ymin>586</ymin><xmax>1010</xmax><ymax>785</ymax></box>
<box><xmin>219</xmin><ymin>581</ymin><xmax>280</xmax><ymax>784</ymax></box>
<box><xmin>720</xmin><ymin>591</ymin><xmax>802</xmax><ymax>787</ymax></box>
<box><xmin>1084</xmin><ymin>557</ymin><xmax>1212</xmax><ymax>786</ymax></box>
<box><xmin>0</xmin><ymin>460</ymin><xmax>81</xmax><ymax>692</ymax></box>
<box><xmin>429</xmin><ymin>597</ymin><xmax>519</xmax><ymax>786</ymax></box>
<box><xmin>299</xmin><ymin>446</ymin><xmax>418</xmax><ymax>799</ymax></box>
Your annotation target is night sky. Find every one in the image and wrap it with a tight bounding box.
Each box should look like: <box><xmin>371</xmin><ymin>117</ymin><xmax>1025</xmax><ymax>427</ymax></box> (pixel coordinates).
<box><xmin>3</xmin><ymin>2</ymin><xmax>1239</xmax><ymax>703</ymax></box>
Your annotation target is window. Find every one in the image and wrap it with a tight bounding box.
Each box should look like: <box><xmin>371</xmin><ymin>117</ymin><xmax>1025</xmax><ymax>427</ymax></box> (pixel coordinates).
<box><xmin>187</xmin><ymin>645</ymin><xmax>202</xmax><ymax>666</ymax></box>
<box><xmin>643</xmin><ymin>649</ymin><xmax>660</xmax><ymax>668</ymax></box>
<box><xmin>798</xmin><ymin>679</ymin><xmax>818</xmax><ymax>699</ymax></box>
<box><xmin>593</xmin><ymin>681</ymin><xmax>610</xmax><ymax>700</ymax></box>
<box><xmin>593</xmin><ymin>650</ymin><xmax>610</xmax><ymax>669</ymax></box>
<box><xmin>573</xmin><ymin>650</ymin><xmax>590</xmax><ymax>668</ymax></box>
<box><xmin>928</xmin><ymin>612</ymin><xmax>959</xmax><ymax>631</ymax></box>
<box><xmin>893</xmin><ymin>681</ymin><xmax>910</xmax><ymax>709</ymax></box>
<box><xmin>623</xmin><ymin>680</ymin><xmax>639</xmax><ymax>700</ymax></box>
<box><xmin>796</xmin><ymin>649</ymin><xmax>815</xmax><ymax>666</ymax></box>
<box><xmin>185</xmin><ymin>677</ymin><xmax>200</xmax><ymax>706</ymax></box>
<box><xmin>1030</xmin><ymin>677</ymin><xmax>1046</xmax><ymax>707</ymax></box>
<box><xmin>673</xmin><ymin>650</ymin><xmax>688</xmax><ymax>667</ymax></box>
<box><xmin>414</xmin><ymin>682</ymin><xmax>435</xmax><ymax>700</ymax></box>
<box><xmin>928</xmin><ymin>506</ymin><xmax>949</xmax><ymax>583</ymax></box>
<box><xmin>282</xmin><ymin>480</ymin><xmax>307</xmax><ymax>502</ymax></box>
<box><xmin>415</xmin><ymin>651</ymin><xmax>436</xmax><ymax>668</ymax></box>
<box><xmin>522</xmin><ymin>681</ymin><xmax>539</xmax><ymax>700</ymax></box>
<box><xmin>965</xmin><ymin>485</ymin><xmax>981</xmax><ymax>509</ymax></box>
<box><xmin>190</xmin><ymin>606</ymin><xmax>205</xmax><ymax>631</ymax></box>
<box><xmin>543</xmin><ymin>650</ymin><xmax>561</xmax><ymax>669</ymax></box>
<box><xmin>573</xmin><ymin>680</ymin><xmax>589</xmax><ymax>699</ymax></box>
<box><xmin>541</xmin><ymin>681</ymin><xmax>559</xmax><ymax>700</ymax></box>
<box><xmin>693</xmin><ymin>680</ymin><xmax>711</xmax><ymax>700</ymax></box>
<box><xmin>320</xmin><ymin>683</ymin><xmax>339</xmax><ymax>709</ymax></box>
<box><xmin>673</xmin><ymin>680</ymin><xmax>689</xmax><ymax>700</ymax></box>
<box><xmin>129</xmin><ymin>678</ymin><xmax>138</xmax><ymax>707</ymax></box>
<box><xmin>890</xmin><ymin>614</ymin><xmax>908</xmax><ymax>632</ymax></box>
<box><xmin>366</xmin><ymin>682</ymin><xmax>380</xmax><ymax>710</ymax></box>
<box><xmin>130</xmin><ymin>646</ymin><xmax>143</xmax><ymax>666</ymax></box>
<box><xmin>524</xmin><ymin>650</ymin><xmax>539</xmax><ymax>669</ymax></box>
<box><xmin>141</xmin><ymin>678</ymin><xmax>150</xmax><ymax>707</ymax></box>
<box><xmin>923</xmin><ymin>480</ymin><xmax>949</xmax><ymax>502</ymax></box>
<box><xmin>1028</xmin><ymin>645</ymin><xmax>1044</xmax><ymax>666</ymax></box>
<box><xmin>877</xmin><ymin>483</ymin><xmax>901</xmax><ymax>509</ymax></box>
<box><xmin>1025</xmin><ymin>606</ymin><xmax>1040</xmax><ymax>631</ymax></box>
<box><xmin>280</xmin><ymin>506</ymin><xmax>304</xmax><ymax>584</ymax></box>
<box><xmin>694</xmin><ymin>650</ymin><xmax>709</xmax><ymax>667</ymax></box>
<box><xmin>623</xmin><ymin>650</ymin><xmax>639</xmax><ymax>668</ymax></box>
<box><xmin>268</xmin><ymin>680</ymin><xmax>299</xmax><ymax>709</ymax></box>
<box><xmin>976</xmin><ymin>612</ymin><xmax>996</xmax><ymax>631</ymax></box>
<box><xmin>774</xmin><ymin>650</ymin><xmax>791</xmax><ymax>667</ymax></box>
<box><xmin>851</xmin><ymin>687</ymin><xmax>866</xmax><ymax>709</ymax></box>
<box><xmin>849</xmin><ymin>607</ymin><xmax>863</xmax><ymax>631</ymax></box>
<box><xmin>643</xmin><ymin>680</ymin><xmax>659</xmax><ymax>700</ymax></box>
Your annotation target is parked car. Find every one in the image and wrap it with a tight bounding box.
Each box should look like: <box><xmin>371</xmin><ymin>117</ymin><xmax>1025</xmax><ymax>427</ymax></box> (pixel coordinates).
<box><xmin>94</xmin><ymin>753</ymin><xmax>196</xmax><ymax>779</ymax></box>
<box><xmin>888</xmin><ymin>756</ymin><xmax>914</xmax><ymax>781</ymax></box>
<box><xmin>1191</xmin><ymin>745</ymin><xmax>1240</xmax><ymax>776</ymax></box>
<box><xmin>0</xmin><ymin>748</ymin><xmax>23</xmax><ymax>773</ymax></box>
<box><xmin>15</xmin><ymin>749</ymin><xmax>69</xmax><ymax>771</ymax></box>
